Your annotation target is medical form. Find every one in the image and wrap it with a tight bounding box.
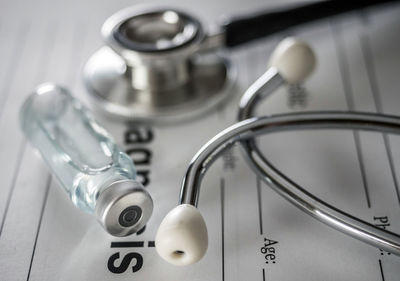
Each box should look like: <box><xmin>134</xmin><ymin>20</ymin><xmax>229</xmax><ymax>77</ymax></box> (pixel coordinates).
<box><xmin>0</xmin><ymin>0</ymin><xmax>400</xmax><ymax>280</ymax></box>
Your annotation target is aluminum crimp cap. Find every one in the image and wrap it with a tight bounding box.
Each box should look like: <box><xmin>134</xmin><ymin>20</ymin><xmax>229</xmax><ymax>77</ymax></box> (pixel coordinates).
<box><xmin>95</xmin><ymin>179</ymin><xmax>153</xmax><ymax>236</ymax></box>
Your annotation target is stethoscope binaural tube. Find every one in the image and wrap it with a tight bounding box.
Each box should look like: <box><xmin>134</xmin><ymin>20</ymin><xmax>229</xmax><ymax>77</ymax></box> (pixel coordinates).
<box><xmin>155</xmin><ymin>39</ymin><xmax>400</xmax><ymax>266</ymax></box>
<box><xmin>237</xmin><ymin>39</ymin><xmax>400</xmax><ymax>259</ymax></box>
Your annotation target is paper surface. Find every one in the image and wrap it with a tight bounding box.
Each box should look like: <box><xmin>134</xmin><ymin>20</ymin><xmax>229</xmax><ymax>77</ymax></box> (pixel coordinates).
<box><xmin>0</xmin><ymin>1</ymin><xmax>400</xmax><ymax>280</ymax></box>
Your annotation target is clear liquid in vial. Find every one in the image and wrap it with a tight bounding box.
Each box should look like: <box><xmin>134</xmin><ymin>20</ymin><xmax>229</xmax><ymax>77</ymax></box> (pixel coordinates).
<box><xmin>20</xmin><ymin>84</ymin><xmax>137</xmax><ymax>213</ymax></box>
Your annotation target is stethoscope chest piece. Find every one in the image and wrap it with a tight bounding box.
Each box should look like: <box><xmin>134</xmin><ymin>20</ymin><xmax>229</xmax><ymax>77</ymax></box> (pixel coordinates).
<box><xmin>84</xmin><ymin>6</ymin><xmax>235</xmax><ymax>121</ymax></box>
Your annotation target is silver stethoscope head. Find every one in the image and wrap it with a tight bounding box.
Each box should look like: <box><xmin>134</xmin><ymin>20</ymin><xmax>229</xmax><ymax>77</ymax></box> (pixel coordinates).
<box><xmin>84</xmin><ymin>1</ymin><xmax>397</xmax><ymax>122</ymax></box>
<box><xmin>84</xmin><ymin>6</ymin><xmax>234</xmax><ymax>122</ymax></box>
<box><xmin>154</xmin><ymin>38</ymin><xmax>400</xmax><ymax>266</ymax></box>
<box><xmin>102</xmin><ymin>8</ymin><xmax>203</xmax><ymax>53</ymax></box>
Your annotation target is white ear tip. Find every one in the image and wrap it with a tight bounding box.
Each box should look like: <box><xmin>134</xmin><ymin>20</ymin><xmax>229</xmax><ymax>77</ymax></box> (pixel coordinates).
<box><xmin>269</xmin><ymin>37</ymin><xmax>316</xmax><ymax>84</ymax></box>
<box><xmin>155</xmin><ymin>204</ymin><xmax>208</xmax><ymax>266</ymax></box>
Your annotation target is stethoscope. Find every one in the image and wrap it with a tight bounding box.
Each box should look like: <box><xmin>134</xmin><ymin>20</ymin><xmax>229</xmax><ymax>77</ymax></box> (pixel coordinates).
<box><xmin>154</xmin><ymin>38</ymin><xmax>400</xmax><ymax>266</ymax></box>
<box><xmin>80</xmin><ymin>0</ymin><xmax>400</xmax><ymax>266</ymax></box>
<box><xmin>83</xmin><ymin>0</ymin><xmax>397</xmax><ymax>122</ymax></box>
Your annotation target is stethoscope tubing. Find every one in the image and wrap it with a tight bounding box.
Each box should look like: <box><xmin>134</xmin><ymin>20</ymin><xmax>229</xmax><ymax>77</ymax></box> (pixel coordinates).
<box><xmin>223</xmin><ymin>0</ymin><xmax>400</xmax><ymax>47</ymax></box>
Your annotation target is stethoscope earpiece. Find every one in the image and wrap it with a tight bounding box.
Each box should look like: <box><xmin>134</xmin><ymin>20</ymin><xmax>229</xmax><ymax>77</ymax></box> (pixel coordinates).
<box><xmin>269</xmin><ymin>37</ymin><xmax>316</xmax><ymax>84</ymax></box>
<box><xmin>155</xmin><ymin>204</ymin><xmax>208</xmax><ymax>266</ymax></box>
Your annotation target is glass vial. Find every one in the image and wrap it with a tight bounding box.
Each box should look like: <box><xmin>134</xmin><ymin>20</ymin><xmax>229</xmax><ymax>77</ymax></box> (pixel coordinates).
<box><xmin>20</xmin><ymin>83</ymin><xmax>153</xmax><ymax>236</ymax></box>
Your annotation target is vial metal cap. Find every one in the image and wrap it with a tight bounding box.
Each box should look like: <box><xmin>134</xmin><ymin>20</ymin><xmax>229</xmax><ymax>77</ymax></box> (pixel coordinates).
<box><xmin>95</xmin><ymin>179</ymin><xmax>153</xmax><ymax>237</ymax></box>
